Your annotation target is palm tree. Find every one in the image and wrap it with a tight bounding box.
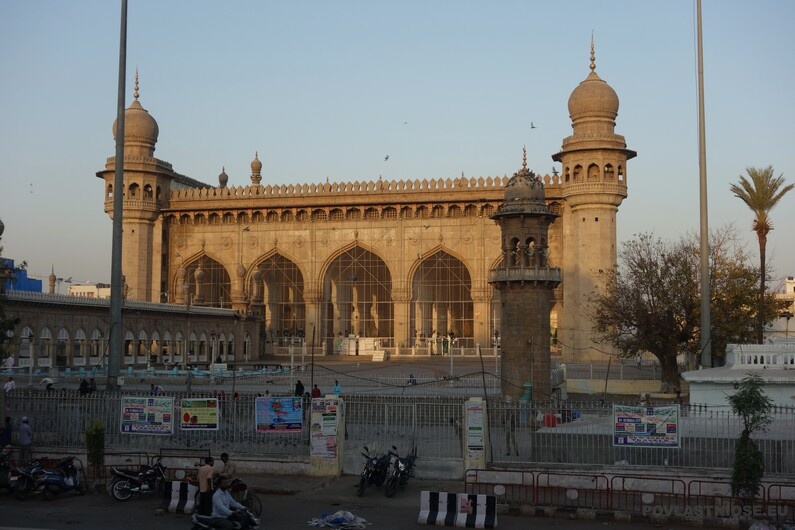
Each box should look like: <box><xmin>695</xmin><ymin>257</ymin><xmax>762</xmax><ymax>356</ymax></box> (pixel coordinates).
<box><xmin>730</xmin><ymin>166</ymin><xmax>793</xmax><ymax>343</ymax></box>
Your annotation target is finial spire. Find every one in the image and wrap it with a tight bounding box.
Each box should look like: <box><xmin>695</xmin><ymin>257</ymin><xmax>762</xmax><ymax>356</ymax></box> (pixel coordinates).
<box><xmin>134</xmin><ymin>68</ymin><xmax>140</xmax><ymax>100</ymax></box>
<box><xmin>589</xmin><ymin>33</ymin><xmax>596</xmax><ymax>72</ymax></box>
<box><xmin>522</xmin><ymin>145</ymin><xmax>527</xmax><ymax>169</ymax></box>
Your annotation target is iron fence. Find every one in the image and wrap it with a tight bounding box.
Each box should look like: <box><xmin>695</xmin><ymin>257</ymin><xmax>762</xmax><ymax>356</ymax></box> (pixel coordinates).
<box><xmin>5</xmin><ymin>391</ymin><xmax>795</xmax><ymax>475</ymax></box>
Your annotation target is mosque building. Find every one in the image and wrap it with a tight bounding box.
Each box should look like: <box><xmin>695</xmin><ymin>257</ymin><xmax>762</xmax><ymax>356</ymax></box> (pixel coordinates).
<box><xmin>96</xmin><ymin>43</ymin><xmax>635</xmax><ymax>365</ymax></box>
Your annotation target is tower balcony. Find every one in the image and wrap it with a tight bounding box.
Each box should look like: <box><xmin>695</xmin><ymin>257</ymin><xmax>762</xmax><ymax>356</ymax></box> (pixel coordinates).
<box><xmin>488</xmin><ymin>266</ymin><xmax>562</xmax><ymax>286</ymax></box>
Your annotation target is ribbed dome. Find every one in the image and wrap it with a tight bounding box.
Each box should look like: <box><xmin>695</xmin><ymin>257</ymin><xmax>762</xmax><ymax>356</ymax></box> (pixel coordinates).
<box><xmin>567</xmin><ymin>71</ymin><xmax>619</xmax><ymax>120</ymax></box>
<box><xmin>492</xmin><ymin>148</ymin><xmax>555</xmax><ymax>219</ymax></box>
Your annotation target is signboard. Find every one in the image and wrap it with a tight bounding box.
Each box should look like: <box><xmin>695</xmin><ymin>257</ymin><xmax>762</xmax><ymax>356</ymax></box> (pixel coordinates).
<box><xmin>180</xmin><ymin>398</ymin><xmax>219</xmax><ymax>430</ymax></box>
<box><xmin>613</xmin><ymin>404</ymin><xmax>680</xmax><ymax>447</ymax></box>
<box><xmin>310</xmin><ymin>398</ymin><xmax>340</xmax><ymax>459</ymax></box>
<box><xmin>465</xmin><ymin>400</ymin><xmax>485</xmax><ymax>453</ymax></box>
<box><xmin>255</xmin><ymin>396</ymin><xmax>303</xmax><ymax>433</ymax></box>
<box><xmin>120</xmin><ymin>396</ymin><xmax>174</xmax><ymax>435</ymax></box>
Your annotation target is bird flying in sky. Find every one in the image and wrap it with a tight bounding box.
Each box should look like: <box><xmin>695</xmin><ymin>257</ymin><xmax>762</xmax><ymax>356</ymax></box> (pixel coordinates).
<box><xmin>384</xmin><ymin>155</ymin><xmax>389</xmax><ymax>161</ymax></box>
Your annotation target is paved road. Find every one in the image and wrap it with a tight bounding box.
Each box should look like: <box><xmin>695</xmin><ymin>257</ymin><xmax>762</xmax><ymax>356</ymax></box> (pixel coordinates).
<box><xmin>0</xmin><ymin>479</ymin><xmax>711</xmax><ymax>530</ymax></box>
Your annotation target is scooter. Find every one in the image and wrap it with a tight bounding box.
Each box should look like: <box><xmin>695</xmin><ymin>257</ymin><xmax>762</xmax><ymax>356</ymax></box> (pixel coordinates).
<box><xmin>356</xmin><ymin>446</ymin><xmax>391</xmax><ymax>497</ymax></box>
<box><xmin>109</xmin><ymin>456</ymin><xmax>168</xmax><ymax>501</ymax></box>
<box><xmin>384</xmin><ymin>445</ymin><xmax>417</xmax><ymax>497</ymax></box>
<box><xmin>36</xmin><ymin>456</ymin><xmax>85</xmax><ymax>500</ymax></box>
<box><xmin>191</xmin><ymin>508</ymin><xmax>260</xmax><ymax>530</ymax></box>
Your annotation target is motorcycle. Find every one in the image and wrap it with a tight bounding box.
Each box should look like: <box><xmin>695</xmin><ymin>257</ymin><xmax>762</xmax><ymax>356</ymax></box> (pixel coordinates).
<box><xmin>0</xmin><ymin>445</ymin><xmax>17</xmax><ymax>492</ymax></box>
<box><xmin>356</xmin><ymin>446</ymin><xmax>391</xmax><ymax>497</ymax></box>
<box><xmin>109</xmin><ymin>456</ymin><xmax>168</xmax><ymax>501</ymax></box>
<box><xmin>11</xmin><ymin>458</ymin><xmax>44</xmax><ymax>500</ymax></box>
<box><xmin>384</xmin><ymin>445</ymin><xmax>416</xmax><ymax>497</ymax></box>
<box><xmin>191</xmin><ymin>508</ymin><xmax>260</xmax><ymax>530</ymax></box>
<box><xmin>36</xmin><ymin>456</ymin><xmax>86</xmax><ymax>500</ymax></box>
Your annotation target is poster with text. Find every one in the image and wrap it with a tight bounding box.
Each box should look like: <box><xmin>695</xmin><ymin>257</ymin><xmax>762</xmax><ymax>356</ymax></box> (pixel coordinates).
<box><xmin>120</xmin><ymin>396</ymin><xmax>174</xmax><ymax>435</ymax></box>
<box><xmin>465</xmin><ymin>400</ymin><xmax>485</xmax><ymax>453</ymax></box>
<box><xmin>180</xmin><ymin>398</ymin><xmax>219</xmax><ymax>430</ymax></box>
<box><xmin>255</xmin><ymin>396</ymin><xmax>303</xmax><ymax>432</ymax></box>
<box><xmin>613</xmin><ymin>404</ymin><xmax>680</xmax><ymax>447</ymax></box>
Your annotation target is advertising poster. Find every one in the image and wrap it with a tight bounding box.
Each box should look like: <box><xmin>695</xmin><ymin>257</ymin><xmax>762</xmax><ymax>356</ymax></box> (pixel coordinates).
<box><xmin>120</xmin><ymin>396</ymin><xmax>174</xmax><ymax>435</ymax></box>
<box><xmin>255</xmin><ymin>396</ymin><xmax>303</xmax><ymax>432</ymax></box>
<box><xmin>465</xmin><ymin>400</ymin><xmax>484</xmax><ymax>453</ymax></box>
<box><xmin>180</xmin><ymin>398</ymin><xmax>219</xmax><ymax>430</ymax></box>
<box><xmin>310</xmin><ymin>398</ymin><xmax>339</xmax><ymax>459</ymax></box>
<box><xmin>613</xmin><ymin>404</ymin><xmax>680</xmax><ymax>447</ymax></box>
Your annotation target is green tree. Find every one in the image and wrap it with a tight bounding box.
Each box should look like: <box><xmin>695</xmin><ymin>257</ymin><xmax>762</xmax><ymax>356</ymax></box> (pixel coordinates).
<box><xmin>727</xmin><ymin>373</ymin><xmax>773</xmax><ymax>503</ymax></box>
<box><xmin>730</xmin><ymin>166</ymin><xmax>793</xmax><ymax>343</ymax></box>
<box><xmin>590</xmin><ymin>227</ymin><xmax>776</xmax><ymax>392</ymax></box>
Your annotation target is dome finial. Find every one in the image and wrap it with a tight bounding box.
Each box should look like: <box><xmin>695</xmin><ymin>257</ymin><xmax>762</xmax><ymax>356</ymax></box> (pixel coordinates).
<box><xmin>589</xmin><ymin>32</ymin><xmax>596</xmax><ymax>72</ymax></box>
<box><xmin>134</xmin><ymin>67</ymin><xmax>140</xmax><ymax>100</ymax></box>
<box><xmin>522</xmin><ymin>145</ymin><xmax>527</xmax><ymax>169</ymax></box>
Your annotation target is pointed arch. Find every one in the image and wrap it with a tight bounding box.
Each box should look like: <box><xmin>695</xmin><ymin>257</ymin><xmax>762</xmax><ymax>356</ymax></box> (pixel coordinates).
<box><xmin>251</xmin><ymin>251</ymin><xmax>307</xmax><ymax>339</ymax></box>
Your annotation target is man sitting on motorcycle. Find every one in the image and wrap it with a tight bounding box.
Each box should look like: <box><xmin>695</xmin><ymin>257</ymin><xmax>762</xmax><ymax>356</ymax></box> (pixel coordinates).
<box><xmin>211</xmin><ymin>478</ymin><xmax>249</xmax><ymax>529</ymax></box>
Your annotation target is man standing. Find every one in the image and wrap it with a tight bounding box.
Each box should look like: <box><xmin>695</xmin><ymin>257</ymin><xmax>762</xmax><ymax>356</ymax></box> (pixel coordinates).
<box><xmin>504</xmin><ymin>397</ymin><xmax>519</xmax><ymax>456</ymax></box>
<box><xmin>197</xmin><ymin>456</ymin><xmax>215</xmax><ymax>516</ymax></box>
<box><xmin>4</xmin><ymin>355</ymin><xmax>14</xmax><ymax>369</ymax></box>
<box><xmin>19</xmin><ymin>416</ymin><xmax>33</xmax><ymax>464</ymax></box>
<box><xmin>3</xmin><ymin>377</ymin><xmax>15</xmax><ymax>394</ymax></box>
<box><xmin>332</xmin><ymin>380</ymin><xmax>341</xmax><ymax>396</ymax></box>
<box><xmin>185</xmin><ymin>370</ymin><xmax>193</xmax><ymax>394</ymax></box>
<box><xmin>312</xmin><ymin>384</ymin><xmax>321</xmax><ymax>398</ymax></box>
<box><xmin>0</xmin><ymin>416</ymin><xmax>12</xmax><ymax>447</ymax></box>
<box><xmin>294</xmin><ymin>380</ymin><xmax>304</xmax><ymax>397</ymax></box>
<box><xmin>218</xmin><ymin>452</ymin><xmax>237</xmax><ymax>481</ymax></box>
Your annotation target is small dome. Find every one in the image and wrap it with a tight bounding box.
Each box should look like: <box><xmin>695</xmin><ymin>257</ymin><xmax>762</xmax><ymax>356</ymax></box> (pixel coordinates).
<box><xmin>218</xmin><ymin>167</ymin><xmax>229</xmax><ymax>187</ymax></box>
<box><xmin>112</xmin><ymin>72</ymin><xmax>159</xmax><ymax>155</ymax></box>
<box><xmin>492</xmin><ymin>148</ymin><xmax>555</xmax><ymax>219</ymax></box>
<box><xmin>567</xmin><ymin>41</ymin><xmax>619</xmax><ymax>120</ymax></box>
<box><xmin>251</xmin><ymin>152</ymin><xmax>262</xmax><ymax>173</ymax></box>
<box><xmin>567</xmin><ymin>71</ymin><xmax>619</xmax><ymax>120</ymax></box>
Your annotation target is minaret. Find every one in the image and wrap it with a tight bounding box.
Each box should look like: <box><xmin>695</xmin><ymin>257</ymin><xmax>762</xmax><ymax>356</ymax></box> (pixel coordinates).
<box><xmin>489</xmin><ymin>148</ymin><xmax>561</xmax><ymax>400</ymax></box>
<box><xmin>552</xmin><ymin>39</ymin><xmax>636</xmax><ymax>361</ymax></box>
<box><xmin>97</xmin><ymin>71</ymin><xmax>173</xmax><ymax>302</ymax></box>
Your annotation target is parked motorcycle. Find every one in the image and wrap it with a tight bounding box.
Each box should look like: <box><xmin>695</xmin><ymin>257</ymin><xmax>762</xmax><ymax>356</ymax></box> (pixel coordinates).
<box><xmin>191</xmin><ymin>508</ymin><xmax>260</xmax><ymax>530</ymax></box>
<box><xmin>0</xmin><ymin>445</ymin><xmax>15</xmax><ymax>491</ymax></box>
<box><xmin>36</xmin><ymin>456</ymin><xmax>86</xmax><ymax>500</ymax></box>
<box><xmin>109</xmin><ymin>456</ymin><xmax>168</xmax><ymax>501</ymax></box>
<box><xmin>12</xmin><ymin>458</ymin><xmax>44</xmax><ymax>500</ymax></box>
<box><xmin>384</xmin><ymin>445</ymin><xmax>417</xmax><ymax>497</ymax></box>
<box><xmin>356</xmin><ymin>446</ymin><xmax>391</xmax><ymax>497</ymax></box>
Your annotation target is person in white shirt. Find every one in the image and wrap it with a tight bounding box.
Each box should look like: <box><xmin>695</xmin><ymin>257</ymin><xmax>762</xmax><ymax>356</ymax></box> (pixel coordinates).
<box><xmin>3</xmin><ymin>377</ymin><xmax>15</xmax><ymax>394</ymax></box>
<box><xmin>211</xmin><ymin>479</ymin><xmax>247</xmax><ymax>529</ymax></box>
<box><xmin>4</xmin><ymin>355</ymin><xmax>14</xmax><ymax>369</ymax></box>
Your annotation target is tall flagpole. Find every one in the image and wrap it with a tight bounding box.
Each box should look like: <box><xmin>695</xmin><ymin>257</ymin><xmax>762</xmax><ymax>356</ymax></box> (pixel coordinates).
<box><xmin>108</xmin><ymin>0</ymin><xmax>128</xmax><ymax>390</ymax></box>
<box><xmin>697</xmin><ymin>0</ymin><xmax>712</xmax><ymax>368</ymax></box>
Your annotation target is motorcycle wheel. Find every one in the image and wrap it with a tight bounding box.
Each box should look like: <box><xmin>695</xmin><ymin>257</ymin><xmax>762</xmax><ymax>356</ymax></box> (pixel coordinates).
<box><xmin>111</xmin><ymin>479</ymin><xmax>134</xmax><ymax>501</ymax></box>
<box><xmin>14</xmin><ymin>476</ymin><xmax>33</xmax><ymax>501</ymax></box>
<box><xmin>44</xmin><ymin>485</ymin><xmax>59</xmax><ymax>501</ymax></box>
<box><xmin>356</xmin><ymin>476</ymin><xmax>367</xmax><ymax>497</ymax></box>
<box><xmin>384</xmin><ymin>476</ymin><xmax>397</xmax><ymax>498</ymax></box>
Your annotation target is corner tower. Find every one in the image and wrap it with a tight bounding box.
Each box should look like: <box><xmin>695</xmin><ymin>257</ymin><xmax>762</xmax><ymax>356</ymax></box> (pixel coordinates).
<box><xmin>552</xmin><ymin>40</ymin><xmax>636</xmax><ymax>360</ymax></box>
<box><xmin>489</xmin><ymin>149</ymin><xmax>561</xmax><ymax>400</ymax></box>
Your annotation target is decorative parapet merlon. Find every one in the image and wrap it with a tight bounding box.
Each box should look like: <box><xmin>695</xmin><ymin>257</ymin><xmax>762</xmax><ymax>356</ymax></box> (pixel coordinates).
<box><xmin>169</xmin><ymin>173</ymin><xmax>564</xmax><ymax>201</ymax></box>
<box><xmin>488</xmin><ymin>267</ymin><xmax>562</xmax><ymax>285</ymax></box>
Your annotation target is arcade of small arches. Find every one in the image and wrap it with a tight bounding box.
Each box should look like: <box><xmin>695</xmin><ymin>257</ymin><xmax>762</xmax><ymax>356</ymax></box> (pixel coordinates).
<box><xmin>10</xmin><ymin>325</ymin><xmax>250</xmax><ymax>369</ymax></box>
<box><xmin>563</xmin><ymin>162</ymin><xmax>625</xmax><ymax>183</ymax></box>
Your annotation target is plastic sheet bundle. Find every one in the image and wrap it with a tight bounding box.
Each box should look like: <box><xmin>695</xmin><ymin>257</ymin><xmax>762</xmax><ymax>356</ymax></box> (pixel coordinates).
<box><xmin>307</xmin><ymin>510</ymin><xmax>371</xmax><ymax>528</ymax></box>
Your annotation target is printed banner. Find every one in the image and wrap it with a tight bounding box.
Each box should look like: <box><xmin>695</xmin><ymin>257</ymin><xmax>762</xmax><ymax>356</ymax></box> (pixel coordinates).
<box><xmin>613</xmin><ymin>404</ymin><xmax>680</xmax><ymax>447</ymax></box>
<box><xmin>465</xmin><ymin>400</ymin><xmax>485</xmax><ymax>453</ymax></box>
<box><xmin>310</xmin><ymin>398</ymin><xmax>340</xmax><ymax>459</ymax></box>
<box><xmin>180</xmin><ymin>398</ymin><xmax>219</xmax><ymax>430</ymax></box>
<box><xmin>255</xmin><ymin>396</ymin><xmax>303</xmax><ymax>432</ymax></box>
<box><xmin>120</xmin><ymin>396</ymin><xmax>174</xmax><ymax>435</ymax></box>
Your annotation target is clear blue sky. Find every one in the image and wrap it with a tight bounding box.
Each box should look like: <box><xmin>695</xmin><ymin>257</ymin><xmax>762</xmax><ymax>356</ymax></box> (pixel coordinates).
<box><xmin>1</xmin><ymin>1</ymin><xmax>793</xmax><ymax>290</ymax></box>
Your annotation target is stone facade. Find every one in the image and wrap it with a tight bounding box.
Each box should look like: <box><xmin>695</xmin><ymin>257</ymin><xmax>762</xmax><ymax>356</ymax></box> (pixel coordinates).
<box><xmin>96</xmin><ymin>47</ymin><xmax>635</xmax><ymax>363</ymax></box>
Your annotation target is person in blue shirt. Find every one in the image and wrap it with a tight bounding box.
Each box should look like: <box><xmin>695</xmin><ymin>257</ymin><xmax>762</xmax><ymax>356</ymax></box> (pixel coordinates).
<box><xmin>332</xmin><ymin>380</ymin><xmax>341</xmax><ymax>396</ymax></box>
<box><xmin>211</xmin><ymin>478</ymin><xmax>247</xmax><ymax>529</ymax></box>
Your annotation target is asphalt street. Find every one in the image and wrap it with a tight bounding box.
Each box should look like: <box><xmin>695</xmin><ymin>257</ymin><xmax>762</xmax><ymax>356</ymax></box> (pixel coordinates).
<box><xmin>0</xmin><ymin>476</ymin><xmax>712</xmax><ymax>530</ymax></box>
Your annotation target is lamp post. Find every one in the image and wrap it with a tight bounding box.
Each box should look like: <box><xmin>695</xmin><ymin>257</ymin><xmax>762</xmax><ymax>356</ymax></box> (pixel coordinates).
<box><xmin>211</xmin><ymin>332</ymin><xmax>216</xmax><ymax>363</ymax></box>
